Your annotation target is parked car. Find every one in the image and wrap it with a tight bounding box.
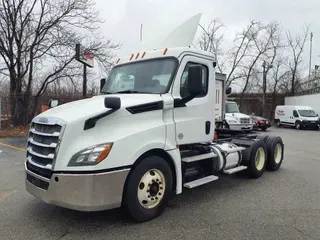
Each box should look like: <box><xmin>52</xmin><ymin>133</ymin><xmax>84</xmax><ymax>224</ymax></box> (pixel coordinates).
<box><xmin>251</xmin><ymin>114</ymin><xmax>271</xmax><ymax>131</ymax></box>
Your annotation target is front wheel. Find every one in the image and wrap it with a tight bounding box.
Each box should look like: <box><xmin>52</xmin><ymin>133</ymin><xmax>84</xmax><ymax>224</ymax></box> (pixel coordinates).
<box><xmin>276</xmin><ymin>119</ymin><xmax>281</xmax><ymax>128</ymax></box>
<box><xmin>123</xmin><ymin>156</ymin><xmax>173</xmax><ymax>222</ymax></box>
<box><xmin>295</xmin><ymin>121</ymin><xmax>301</xmax><ymax>130</ymax></box>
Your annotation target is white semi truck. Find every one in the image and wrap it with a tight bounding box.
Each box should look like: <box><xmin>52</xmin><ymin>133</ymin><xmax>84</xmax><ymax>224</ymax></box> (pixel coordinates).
<box><xmin>214</xmin><ymin>74</ymin><xmax>253</xmax><ymax>132</ymax></box>
<box><xmin>24</xmin><ymin>14</ymin><xmax>285</xmax><ymax>222</ymax></box>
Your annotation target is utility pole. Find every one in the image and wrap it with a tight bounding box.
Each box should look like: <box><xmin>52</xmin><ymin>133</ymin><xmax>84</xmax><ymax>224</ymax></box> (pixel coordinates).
<box><xmin>83</xmin><ymin>64</ymin><xmax>87</xmax><ymax>97</ymax></box>
<box><xmin>309</xmin><ymin>32</ymin><xmax>313</xmax><ymax>80</ymax></box>
<box><xmin>261</xmin><ymin>61</ymin><xmax>273</xmax><ymax>117</ymax></box>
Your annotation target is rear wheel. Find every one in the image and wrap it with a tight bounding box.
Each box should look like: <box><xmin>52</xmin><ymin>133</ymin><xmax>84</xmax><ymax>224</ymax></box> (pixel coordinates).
<box><xmin>261</xmin><ymin>126</ymin><xmax>267</xmax><ymax>131</ymax></box>
<box><xmin>246</xmin><ymin>139</ymin><xmax>267</xmax><ymax>178</ymax></box>
<box><xmin>276</xmin><ymin>119</ymin><xmax>281</xmax><ymax>128</ymax></box>
<box><xmin>123</xmin><ymin>156</ymin><xmax>173</xmax><ymax>222</ymax></box>
<box><xmin>295</xmin><ymin>121</ymin><xmax>301</xmax><ymax>130</ymax></box>
<box><xmin>265</xmin><ymin>135</ymin><xmax>284</xmax><ymax>171</ymax></box>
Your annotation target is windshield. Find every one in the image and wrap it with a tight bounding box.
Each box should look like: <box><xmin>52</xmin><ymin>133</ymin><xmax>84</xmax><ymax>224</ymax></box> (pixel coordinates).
<box><xmin>298</xmin><ymin>110</ymin><xmax>317</xmax><ymax>117</ymax></box>
<box><xmin>225</xmin><ymin>102</ymin><xmax>240</xmax><ymax>113</ymax></box>
<box><xmin>101</xmin><ymin>58</ymin><xmax>177</xmax><ymax>94</ymax></box>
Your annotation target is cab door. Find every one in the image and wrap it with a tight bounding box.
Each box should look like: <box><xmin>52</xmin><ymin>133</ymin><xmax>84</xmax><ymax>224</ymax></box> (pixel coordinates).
<box><xmin>172</xmin><ymin>56</ymin><xmax>215</xmax><ymax>145</ymax></box>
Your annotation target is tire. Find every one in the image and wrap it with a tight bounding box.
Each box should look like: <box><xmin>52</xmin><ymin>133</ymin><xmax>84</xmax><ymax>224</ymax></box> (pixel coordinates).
<box><xmin>276</xmin><ymin>119</ymin><xmax>281</xmax><ymax>128</ymax></box>
<box><xmin>246</xmin><ymin>139</ymin><xmax>267</xmax><ymax>178</ymax></box>
<box><xmin>256</xmin><ymin>134</ymin><xmax>269</xmax><ymax>142</ymax></box>
<box><xmin>265</xmin><ymin>135</ymin><xmax>284</xmax><ymax>171</ymax></box>
<box><xmin>295</xmin><ymin>121</ymin><xmax>301</xmax><ymax>130</ymax></box>
<box><xmin>123</xmin><ymin>155</ymin><xmax>173</xmax><ymax>222</ymax></box>
<box><xmin>261</xmin><ymin>126</ymin><xmax>267</xmax><ymax>131</ymax></box>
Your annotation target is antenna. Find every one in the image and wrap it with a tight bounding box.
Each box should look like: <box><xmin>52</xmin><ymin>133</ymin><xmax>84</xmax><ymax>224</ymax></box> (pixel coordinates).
<box><xmin>140</xmin><ymin>24</ymin><xmax>143</xmax><ymax>42</ymax></box>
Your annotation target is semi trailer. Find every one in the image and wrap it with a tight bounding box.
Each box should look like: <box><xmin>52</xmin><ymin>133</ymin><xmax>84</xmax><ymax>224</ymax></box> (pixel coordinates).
<box><xmin>24</xmin><ymin>14</ymin><xmax>285</xmax><ymax>222</ymax></box>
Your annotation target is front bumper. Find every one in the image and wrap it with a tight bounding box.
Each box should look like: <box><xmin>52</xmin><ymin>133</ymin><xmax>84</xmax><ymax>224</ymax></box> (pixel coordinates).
<box><xmin>301</xmin><ymin>121</ymin><xmax>319</xmax><ymax>128</ymax></box>
<box><xmin>253</xmin><ymin>122</ymin><xmax>271</xmax><ymax>129</ymax></box>
<box><xmin>228</xmin><ymin>124</ymin><xmax>252</xmax><ymax>131</ymax></box>
<box><xmin>25</xmin><ymin>163</ymin><xmax>130</xmax><ymax>212</ymax></box>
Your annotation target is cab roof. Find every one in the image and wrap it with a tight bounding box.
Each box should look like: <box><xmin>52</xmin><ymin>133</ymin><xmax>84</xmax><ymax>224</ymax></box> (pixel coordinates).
<box><xmin>113</xmin><ymin>47</ymin><xmax>215</xmax><ymax>66</ymax></box>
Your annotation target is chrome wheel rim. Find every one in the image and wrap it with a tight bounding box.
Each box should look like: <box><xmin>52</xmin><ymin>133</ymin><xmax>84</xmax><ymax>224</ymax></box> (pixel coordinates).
<box><xmin>137</xmin><ymin>169</ymin><xmax>166</xmax><ymax>209</ymax></box>
<box><xmin>274</xmin><ymin>143</ymin><xmax>282</xmax><ymax>164</ymax></box>
<box><xmin>255</xmin><ymin>147</ymin><xmax>266</xmax><ymax>171</ymax></box>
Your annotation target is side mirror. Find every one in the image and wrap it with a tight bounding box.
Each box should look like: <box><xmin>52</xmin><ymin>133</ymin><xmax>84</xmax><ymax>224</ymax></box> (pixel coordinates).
<box><xmin>104</xmin><ymin>97</ymin><xmax>121</xmax><ymax>109</ymax></box>
<box><xmin>100</xmin><ymin>78</ymin><xmax>106</xmax><ymax>92</ymax></box>
<box><xmin>48</xmin><ymin>99</ymin><xmax>59</xmax><ymax>108</ymax></box>
<box><xmin>226</xmin><ymin>87</ymin><xmax>232</xmax><ymax>95</ymax></box>
<box><xmin>187</xmin><ymin>65</ymin><xmax>203</xmax><ymax>96</ymax></box>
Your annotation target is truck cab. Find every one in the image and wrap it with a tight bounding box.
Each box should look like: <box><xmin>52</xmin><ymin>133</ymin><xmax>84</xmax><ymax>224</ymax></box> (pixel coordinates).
<box><xmin>225</xmin><ymin>101</ymin><xmax>253</xmax><ymax>131</ymax></box>
<box><xmin>24</xmin><ymin>15</ymin><xmax>284</xmax><ymax>222</ymax></box>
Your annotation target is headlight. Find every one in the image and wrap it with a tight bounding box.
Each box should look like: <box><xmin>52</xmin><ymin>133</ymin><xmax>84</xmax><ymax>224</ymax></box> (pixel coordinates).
<box><xmin>68</xmin><ymin>143</ymin><xmax>113</xmax><ymax>166</ymax></box>
<box><xmin>227</xmin><ymin>120</ymin><xmax>237</xmax><ymax>124</ymax></box>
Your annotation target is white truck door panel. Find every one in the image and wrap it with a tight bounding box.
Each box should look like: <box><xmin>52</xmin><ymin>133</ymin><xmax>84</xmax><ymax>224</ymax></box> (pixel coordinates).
<box><xmin>172</xmin><ymin>56</ymin><xmax>215</xmax><ymax>144</ymax></box>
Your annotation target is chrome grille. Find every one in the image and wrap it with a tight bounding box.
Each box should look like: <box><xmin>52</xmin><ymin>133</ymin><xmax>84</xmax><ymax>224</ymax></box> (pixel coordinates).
<box><xmin>26</xmin><ymin>118</ymin><xmax>65</xmax><ymax>170</ymax></box>
<box><xmin>240</xmin><ymin>118</ymin><xmax>250</xmax><ymax>124</ymax></box>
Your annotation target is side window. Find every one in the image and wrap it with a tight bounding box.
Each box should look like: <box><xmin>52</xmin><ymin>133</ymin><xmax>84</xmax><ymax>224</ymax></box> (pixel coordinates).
<box><xmin>293</xmin><ymin>110</ymin><xmax>299</xmax><ymax>118</ymax></box>
<box><xmin>180</xmin><ymin>62</ymin><xmax>208</xmax><ymax>98</ymax></box>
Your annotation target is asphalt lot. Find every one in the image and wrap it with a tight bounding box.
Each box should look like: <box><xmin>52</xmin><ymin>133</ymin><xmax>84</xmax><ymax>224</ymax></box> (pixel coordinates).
<box><xmin>1</xmin><ymin>127</ymin><xmax>320</xmax><ymax>240</ymax></box>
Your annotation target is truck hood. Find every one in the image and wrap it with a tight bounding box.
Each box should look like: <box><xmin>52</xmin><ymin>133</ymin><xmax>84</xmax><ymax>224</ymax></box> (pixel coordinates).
<box><xmin>225</xmin><ymin>112</ymin><xmax>251</xmax><ymax>120</ymax></box>
<box><xmin>35</xmin><ymin>94</ymin><xmax>163</xmax><ymax>123</ymax></box>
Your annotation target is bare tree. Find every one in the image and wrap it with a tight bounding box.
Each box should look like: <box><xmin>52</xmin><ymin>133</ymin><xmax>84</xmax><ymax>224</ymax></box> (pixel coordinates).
<box><xmin>238</xmin><ymin>21</ymin><xmax>281</xmax><ymax>109</ymax></box>
<box><xmin>198</xmin><ymin>18</ymin><xmax>225</xmax><ymax>72</ymax></box>
<box><xmin>0</xmin><ymin>0</ymin><xmax>120</xmax><ymax>126</ymax></box>
<box><xmin>286</xmin><ymin>26</ymin><xmax>309</xmax><ymax>96</ymax></box>
<box><xmin>225</xmin><ymin>20</ymin><xmax>260</xmax><ymax>86</ymax></box>
<box><xmin>268</xmin><ymin>57</ymin><xmax>291</xmax><ymax>118</ymax></box>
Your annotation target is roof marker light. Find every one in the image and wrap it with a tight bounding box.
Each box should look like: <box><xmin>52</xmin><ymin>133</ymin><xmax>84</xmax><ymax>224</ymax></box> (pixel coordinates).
<box><xmin>130</xmin><ymin>54</ymin><xmax>134</xmax><ymax>60</ymax></box>
<box><xmin>163</xmin><ymin>48</ymin><xmax>168</xmax><ymax>55</ymax></box>
<box><xmin>135</xmin><ymin>53</ymin><xmax>140</xmax><ymax>59</ymax></box>
<box><xmin>141</xmin><ymin>52</ymin><xmax>146</xmax><ymax>58</ymax></box>
<box><xmin>116</xmin><ymin>58</ymin><xmax>120</xmax><ymax>64</ymax></box>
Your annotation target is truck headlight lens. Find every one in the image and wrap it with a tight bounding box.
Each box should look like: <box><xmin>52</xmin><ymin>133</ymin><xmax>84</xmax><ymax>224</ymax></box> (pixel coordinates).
<box><xmin>228</xmin><ymin>120</ymin><xmax>237</xmax><ymax>124</ymax></box>
<box><xmin>68</xmin><ymin>143</ymin><xmax>113</xmax><ymax>166</ymax></box>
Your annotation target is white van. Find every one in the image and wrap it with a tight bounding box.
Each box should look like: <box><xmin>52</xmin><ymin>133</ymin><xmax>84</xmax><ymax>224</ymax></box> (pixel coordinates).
<box><xmin>275</xmin><ymin>105</ymin><xmax>319</xmax><ymax>130</ymax></box>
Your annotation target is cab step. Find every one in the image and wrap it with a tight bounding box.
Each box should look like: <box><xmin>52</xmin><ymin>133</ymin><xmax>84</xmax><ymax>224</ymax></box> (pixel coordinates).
<box><xmin>223</xmin><ymin>165</ymin><xmax>247</xmax><ymax>175</ymax></box>
<box><xmin>183</xmin><ymin>175</ymin><xmax>219</xmax><ymax>189</ymax></box>
<box><xmin>182</xmin><ymin>152</ymin><xmax>216</xmax><ymax>163</ymax></box>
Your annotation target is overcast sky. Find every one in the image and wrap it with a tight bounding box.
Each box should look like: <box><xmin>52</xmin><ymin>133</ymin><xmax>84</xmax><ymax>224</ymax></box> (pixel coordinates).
<box><xmin>95</xmin><ymin>0</ymin><xmax>319</xmax><ymax>74</ymax></box>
